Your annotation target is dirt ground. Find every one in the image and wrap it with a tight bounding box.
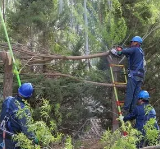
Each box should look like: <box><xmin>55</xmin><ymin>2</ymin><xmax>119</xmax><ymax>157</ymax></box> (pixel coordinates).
<box><xmin>51</xmin><ymin>138</ymin><xmax>105</xmax><ymax>149</ymax></box>
<box><xmin>75</xmin><ymin>139</ymin><xmax>104</xmax><ymax>149</ymax></box>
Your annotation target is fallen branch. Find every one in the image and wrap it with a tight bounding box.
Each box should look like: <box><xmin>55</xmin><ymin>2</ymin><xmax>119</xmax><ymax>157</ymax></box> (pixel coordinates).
<box><xmin>0</xmin><ymin>42</ymin><xmax>111</xmax><ymax>65</ymax></box>
<box><xmin>142</xmin><ymin>145</ymin><xmax>160</xmax><ymax>149</ymax></box>
<box><xmin>33</xmin><ymin>52</ymin><xmax>110</xmax><ymax>59</ymax></box>
<box><xmin>27</xmin><ymin>52</ymin><xmax>110</xmax><ymax>64</ymax></box>
<box><xmin>47</xmin><ymin>73</ymin><xmax>125</xmax><ymax>87</ymax></box>
<box><xmin>21</xmin><ymin>72</ymin><xmax>126</xmax><ymax>88</ymax></box>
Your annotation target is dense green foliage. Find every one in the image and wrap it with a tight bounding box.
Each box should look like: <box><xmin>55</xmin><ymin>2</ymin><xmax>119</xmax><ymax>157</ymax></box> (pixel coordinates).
<box><xmin>13</xmin><ymin>99</ymin><xmax>72</xmax><ymax>149</ymax></box>
<box><xmin>1</xmin><ymin>0</ymin><xmax>160</xmax><ymax>148</ymax></box>
<box><xmin>101</xmin><ymin>120</ymin><xmax>160</xmax><ymax>149</ymax></box>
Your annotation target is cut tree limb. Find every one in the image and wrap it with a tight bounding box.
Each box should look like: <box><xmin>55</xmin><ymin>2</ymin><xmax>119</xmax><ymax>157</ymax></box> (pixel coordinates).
<box><xmin>33</xmin><ymin>52</ymin><xmax>110</xmax><ymax>59</ymax></box>
<box><xmin>142</xmin><ymin>145</ymin><xmax>160</xmax><ymax>149</ymax></box>
<box><xmin>0</xmin><ymin>42</ymin><xmax>111</xmax><ymax>64</ymax></box>
<box><xmin>22</xmin><ymin>72</ymin><xmax>126</xmax><ymax>88</ymax></box>
<box><xmin>27</xmin><ymin>52</ymin><xmax>110</xmax><ymax>64</ymax></box>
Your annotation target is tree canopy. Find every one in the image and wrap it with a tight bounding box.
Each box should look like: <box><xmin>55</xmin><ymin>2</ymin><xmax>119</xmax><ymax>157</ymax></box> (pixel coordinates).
<box><xmin>1</xmin><ymin>0</ymin><xmax>160</xmax><ymax>149</ymax></box>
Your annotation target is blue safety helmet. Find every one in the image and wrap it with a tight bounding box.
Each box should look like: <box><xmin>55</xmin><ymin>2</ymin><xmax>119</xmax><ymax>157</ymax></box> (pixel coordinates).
<box><xmin>138</xmin><ymin>90</ymin><xmax>150</xmax><ymax>100</ymax></box>
<box><xmin>18</xmin><ymin>83</ymin><xmax>34</xmax><ymax>98</ymax></box>
<box><xmin>131</xmin><ymin>36</ymin><xmax>143</xmax><ymax>44</ymax></box>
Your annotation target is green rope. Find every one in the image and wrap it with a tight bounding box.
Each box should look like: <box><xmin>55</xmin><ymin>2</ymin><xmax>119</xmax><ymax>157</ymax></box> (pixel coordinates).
<box><xmin>0</xmin><ymin>7</ymin><xmax>21</xmax><ymax>86</ymax></box>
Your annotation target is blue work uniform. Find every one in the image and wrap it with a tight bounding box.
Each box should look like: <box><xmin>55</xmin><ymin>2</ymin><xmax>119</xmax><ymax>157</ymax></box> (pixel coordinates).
<box><xmin>124</xmin><ymin>103</ymin><xmax>159</xmax><ymax>132</ymax></box>
<box><xmin>0</xmin><ymin>96</ymin><xmax>35</xmax><ymax>149</ymax></box>
<box><xmin>122</xmin><ymin>46</ymin><xmax>145</xmax><ymax>112</ymax></box>
<box><xmin>123</xmin><ymin>103</ymin><xmax>159</xmax><ymax>148</ymax></box>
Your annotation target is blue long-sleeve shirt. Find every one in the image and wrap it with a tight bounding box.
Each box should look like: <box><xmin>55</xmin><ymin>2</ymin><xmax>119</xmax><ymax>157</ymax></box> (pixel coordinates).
<box><xmin>0</xmin><ymin>96</ymin><xmax>34</xmax><ymax>139</ymax></box>
<box><xmin>121</xmin><ymin>46</ymin><xmax>145</xmax><ymax>76</ymax></box>
<box><xmin>123</xmin><ymin>103</ymin><xmax>159</xmax><ymax>132</ymax></box>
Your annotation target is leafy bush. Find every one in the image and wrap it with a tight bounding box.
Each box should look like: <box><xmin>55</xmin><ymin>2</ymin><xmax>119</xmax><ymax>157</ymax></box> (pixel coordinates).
<box><xmin>143</xmin><ymin>118</ymin><xmax>160</xmax><ymax>146</ymax></box>
<box><xmin>101</xmin><ymin>122</ymin><xmax>142</xmax><ymax>149</ymax></box>
<box><xmin>13</xmin><ymin>99</ymin><xmax>66</xmax><ymax>149</ymax></box>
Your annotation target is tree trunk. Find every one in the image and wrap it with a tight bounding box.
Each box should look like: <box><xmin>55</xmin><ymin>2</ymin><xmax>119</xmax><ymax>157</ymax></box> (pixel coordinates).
<box><xmin>111</xmin><ymin>65</ymin><xmax>119</xmax><ymax>131</ymax></box>
<box><xmin>42</xmin><ymin>31</ymin><xmax>48</xmax><ymax>73</ymax></box>
<box><xmin>0</xmin><ymin>52</ymin><xmax>13</xmax><ymax>99</ymax></box>
<box><xmin>2</xmin><ymin>0</ymin><xmax>5</xmax><ymax>22</ymax></box>
<box><xmin>107</xmin><ymin>55</ymin><xmax>120</xmax><ymax>131</ymax></box>
<box><xmin>111</xmin><ymin>86</ymin><xmax>119</xmax><ymax>131</ymax></box>
<box><xmin>84</xmin><ymin>0</ymin><xmax>90</xmax><ymax>68</ymax></box>
<box><xmin>59</xmin><ymin>0</ymin><xmax>64</xmax><ymax>14</ymax></box>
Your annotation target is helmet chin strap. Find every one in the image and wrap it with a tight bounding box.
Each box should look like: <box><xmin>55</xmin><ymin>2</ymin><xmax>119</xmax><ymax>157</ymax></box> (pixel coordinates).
<box><xmin>18</xmin><ymin>93</ymin><xmax>27</xmax><ymax>100</ymax></box>
<box><xmin>138</xmin><ymin>99</ymin><xmax>149</xmax><ymax>105</ymax></box>
<box><xmin>17</xmin><ymin>94</ymin><xmax>24</xmax><ymax>99</ymax></box>
<box><xmin>17</xmin><ymin>93</ymin><xmax>31</xmax><ymax>100</ymax></box>
<box><xmin>130</xmin><ymin>42</ymin><xmax>141</xmax><ymax>47</ymax></box>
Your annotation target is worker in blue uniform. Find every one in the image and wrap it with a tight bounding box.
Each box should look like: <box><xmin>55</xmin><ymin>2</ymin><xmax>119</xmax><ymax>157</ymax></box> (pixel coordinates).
<box><xmin>122</xmin><ymin>90</ymin><xmax>159</xmax><ymax>148</ymax></box>
<box><xmin>0</xmin><ymin>83</ymin><xmax>37</xmax><ymax>149</ymax></box>
<box><xmin>111</xmin><ymin>36</ymin><xmax>146</xmax><ymax>113</ymax></box>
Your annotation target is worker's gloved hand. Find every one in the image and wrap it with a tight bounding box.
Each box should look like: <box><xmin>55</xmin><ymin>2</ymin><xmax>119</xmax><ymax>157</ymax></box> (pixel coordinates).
<box><xmin>119</xmin><ymin>115</ymin><xmax>124</xmax><ymax>121</ymax></box>
<box><xmin>110</xmin><ymin>47</ymin><xmax>122</xmax><ymax>57</ymax></box>
<box><xmin>33</xmin><ymin>137</ymin><xmax>39</xmax><ymax>145</ymax></box>
<box><xmin>110</xmin><ymin>48</ymin><xmax>118</xmax><ymax>56</ymax></box>
<box><xmin>116</xmin><ymin>46</ymin><xmax>123</xmax><ymax>56</ymax></box>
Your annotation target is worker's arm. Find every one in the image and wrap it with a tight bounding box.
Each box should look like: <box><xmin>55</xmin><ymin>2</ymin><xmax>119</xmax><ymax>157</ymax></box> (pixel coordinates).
<box><xmin>110</xmin><ymin>47</ymin><xmax>135</xmax><ymax>57</ymax></box>
<box><xmin>121</xmin><ymin>47</ymin><xmax>135</xmax><ymax>56</ymax></box>
<box><xmin>123</xmin><ymin>107</ymin><xmax>138</xmax><ymax>122</ymax></box>
<box><xmin>15</xmin><ymin>113</ymin><xmax>38</xmax><ymax>145</ymax></box>
<box><xmin>16</xmin><ymin>109</ymin><xmax>35</xmax><ymax>140</ymax></box>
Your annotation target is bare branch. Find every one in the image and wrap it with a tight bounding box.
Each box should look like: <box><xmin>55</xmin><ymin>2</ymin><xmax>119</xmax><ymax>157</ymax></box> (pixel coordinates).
<box><xmin>22</xmin><ymin>72</ymin><xmax>126</xmax><ymax>88</ymax></box>
<box><xmin>142</xmin><ymin>145</ymin><xmax>160</xmax><ymax>149</ymax></box>
<box><xmin>27</xmin><ymin>52</ymin><xmax>110</xmax><ymax>64</ymax></box>
<box><xmin>0</xmin><ymin>42</ymin><xmax>110</xmax><ymax>65</ymax></box>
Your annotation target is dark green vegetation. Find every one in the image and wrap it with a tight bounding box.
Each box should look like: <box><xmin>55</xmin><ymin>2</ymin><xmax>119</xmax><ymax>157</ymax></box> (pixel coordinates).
<box><xmin>0</xmin><ymin>0</ymin><xmax>160</xmax><ymax>148</ymax></box>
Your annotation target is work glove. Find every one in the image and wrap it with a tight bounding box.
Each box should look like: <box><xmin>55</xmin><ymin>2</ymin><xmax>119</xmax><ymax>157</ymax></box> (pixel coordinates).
<box><xmin>110</xmin><ymin>47</ymin><xmax>123</xmax><ymax>57</ymax></box>
<box><xmin>110</xmin><ymin>48</ymin><xmax>117</xmax><ymax>56</ymax></box>
<box><xmin>33</xmin><ymin>137</ymin><xmax>39</xmax><ymax>145</ymax></box>
<box><xmin>119</xmin><ymin>115</ymin><xmax>124</xmax><ymax>121</ymax></box>
<box><xmin>116</xmin><ymin>46</ymin><xmax>123</xmax><ymax>55</ymax></box>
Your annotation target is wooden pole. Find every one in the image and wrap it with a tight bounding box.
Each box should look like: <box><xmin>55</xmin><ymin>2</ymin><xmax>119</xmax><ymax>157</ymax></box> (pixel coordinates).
<box><xmin>0</xmin><ymin>52</ymin><xmax>13</xmax><ymax>99</ymax></box>
<box><xmin>107</xmin><ymin>55</ymin><xmax>120</xmax><ymax>131</ymax></box>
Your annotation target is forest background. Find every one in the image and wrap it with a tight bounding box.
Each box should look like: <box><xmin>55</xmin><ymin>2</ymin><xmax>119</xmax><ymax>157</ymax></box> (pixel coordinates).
<box><xmin>0</xmin><ymin>0</ymin><xmax>160</xmax><ymax>149</ymax></box>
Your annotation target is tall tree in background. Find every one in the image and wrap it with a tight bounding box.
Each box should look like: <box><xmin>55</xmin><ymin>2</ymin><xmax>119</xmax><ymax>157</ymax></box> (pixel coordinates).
<box><xmin>1</xmin><ymin>0</ymin><xmax>160</xmax><ymax>134</ymax></box>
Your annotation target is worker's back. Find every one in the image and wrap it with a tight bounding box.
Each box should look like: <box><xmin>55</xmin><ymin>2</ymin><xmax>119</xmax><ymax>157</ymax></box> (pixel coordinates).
<box><xmin>125</xmin><ymin>47</ymin><xmax>144</xmax><ymax>70</ymax></box>
<box><xmin>0</xmin><ymin>96</ymin><xmax>24</xmax><ymax>133</ymax></box>
<box><xmin>0</xmin><ymin>96</ymin><xmax>34</xmax><ymax>149</ymax></box>
<box><xmin>133</xmin><ymin>103</ymin><xmax>159</xmax><ymax>132</ymax></box>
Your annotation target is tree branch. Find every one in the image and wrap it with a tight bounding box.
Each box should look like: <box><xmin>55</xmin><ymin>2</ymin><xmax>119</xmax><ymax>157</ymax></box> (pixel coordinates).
<box><xmin>0</xmin><ymin>42</ymin><xmax>111</xmax><ymax>64</ymax></box>
<box><xmin>22</xmin><ymin>72</ymin><xmax>126</xmax><ymax>88</ymax></box>
<box><xmin>27</xmin><ymin>52</ymin><xmax>110</xmax><ymax>64</ymax></box>
<box><xmin>142</xmin><ymin>145</ymin><xmax>160</xmax><ymax>149</ymax></box>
